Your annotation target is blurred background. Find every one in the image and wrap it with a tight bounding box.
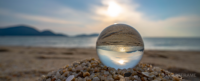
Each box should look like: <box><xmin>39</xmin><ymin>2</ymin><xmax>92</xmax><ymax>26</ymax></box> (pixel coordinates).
<box><xmin>0</xmin><ymin>0</ymin><xmax>200</xmax><ymax>81</ymax></box>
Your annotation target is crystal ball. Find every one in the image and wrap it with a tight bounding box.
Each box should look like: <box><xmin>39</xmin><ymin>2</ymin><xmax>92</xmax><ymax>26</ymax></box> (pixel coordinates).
<box><xmin>96</xmin><ymin>24</ymin><xmax>144</xmax><ymax>69</ymax></box>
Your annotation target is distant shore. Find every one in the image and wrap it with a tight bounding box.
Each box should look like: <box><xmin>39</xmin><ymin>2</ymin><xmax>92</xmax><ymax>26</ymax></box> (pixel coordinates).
<box><xmin>0</xmin><ymin>46</ymin><xmax>199</xmax><ymax>81</ymax></box>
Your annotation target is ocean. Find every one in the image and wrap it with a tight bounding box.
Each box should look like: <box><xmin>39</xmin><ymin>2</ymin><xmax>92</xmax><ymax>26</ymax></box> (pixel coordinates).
<box><xmin>0</xmin><ymin>36</ymin><xmax>200</xmax><ymax>51</ymax></box>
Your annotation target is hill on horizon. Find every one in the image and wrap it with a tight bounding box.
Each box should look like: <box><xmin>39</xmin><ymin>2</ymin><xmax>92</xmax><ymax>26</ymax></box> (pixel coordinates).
<box><xmin>0</xmin><ymin>25</ymin><xmax>67</xmax><ymax>36</ymax></box>
<box><xmin>0</xmin><ymin>25</ymin><xmax>99</xmax><ymax>37</ymax></box>
<box><xmin>75</xmin><ymin>33</ymin><xmax>99</xmax><ymax>37</ymax></box>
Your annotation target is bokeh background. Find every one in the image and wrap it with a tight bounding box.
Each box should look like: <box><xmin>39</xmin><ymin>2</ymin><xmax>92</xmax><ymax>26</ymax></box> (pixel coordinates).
<box><xmin>1</xmin><ymin>0</ymin><xmax>200</xmax><ymax>37</ymax></box>
<box><xmin>0</xmin><ymin>0</ymin><xmax>200</xmax><ymax>81</ymax></box>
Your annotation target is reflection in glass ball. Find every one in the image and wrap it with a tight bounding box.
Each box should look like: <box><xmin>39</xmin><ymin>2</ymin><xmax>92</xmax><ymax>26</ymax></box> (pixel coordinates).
<box><xmin>96</xmin><ymin>24</ymin><xmax>144</xmax><ymax>69</ymax></box>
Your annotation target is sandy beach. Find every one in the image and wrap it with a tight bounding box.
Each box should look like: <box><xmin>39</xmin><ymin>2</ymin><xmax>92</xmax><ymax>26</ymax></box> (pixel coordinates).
<box><xmin>0</xmin><ymin>46</ymin><xmax>199</xmax><ymax>81</ymax></box>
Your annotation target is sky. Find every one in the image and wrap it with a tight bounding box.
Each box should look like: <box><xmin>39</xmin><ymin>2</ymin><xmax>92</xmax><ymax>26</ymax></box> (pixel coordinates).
<box><xmin>0</xmin><ymin>0</ymin><xmax>200</xmax><ymax>37</ymax></box>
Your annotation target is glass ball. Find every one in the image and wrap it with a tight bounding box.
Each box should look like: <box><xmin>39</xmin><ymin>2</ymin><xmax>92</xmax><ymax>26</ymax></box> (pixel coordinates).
<box><xmin>96</xmin><ymin>24</ymin><xmax>144</xmax><ymax>69</ymax></box>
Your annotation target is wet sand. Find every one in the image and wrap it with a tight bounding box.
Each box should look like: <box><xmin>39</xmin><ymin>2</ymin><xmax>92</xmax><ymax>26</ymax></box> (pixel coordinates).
<box><xmin>0</xmin><ymin>46</ymin><xmax>199</xmax><ymax>81</ymax></box>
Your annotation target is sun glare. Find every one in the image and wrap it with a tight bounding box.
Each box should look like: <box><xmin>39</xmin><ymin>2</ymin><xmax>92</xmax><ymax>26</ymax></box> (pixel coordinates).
<box><xmin>120</xmin><ymin>47</ymin><xmax>126</xmax><ymax>52</ymax></box>
<box><xmin>118</xmin><ymin>60</ymin><xmax>124</xmax><ymax>64</ymax></box>
<box><xmin>107</xmin><ymin>1</ymin><xmax>122</xmax><ymax>17</ymax></box>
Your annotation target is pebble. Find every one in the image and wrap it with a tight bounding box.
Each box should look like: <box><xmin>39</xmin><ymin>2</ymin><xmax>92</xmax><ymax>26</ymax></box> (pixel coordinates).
<box><xmin>66</xmin><ymin>75</ymin><xmax>74</xmax><ymax>81</ymax></box>
<box><xmin>39</xmin><ymin>58</ymin><xmax>183</xmax><ymax>81</ymax></box>
<box><xmin>124</xmin><ymin>72</ymin><xmax>132</xmax><ymax>77</ymax></box>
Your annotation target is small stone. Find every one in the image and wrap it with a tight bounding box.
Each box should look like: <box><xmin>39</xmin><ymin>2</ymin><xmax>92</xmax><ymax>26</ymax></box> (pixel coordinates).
<box><xmin>66</xmin><ymin>75</ymin><xmax>74</xmax><ymax>81</ymax></box>
<box><xmin>118</xmin><ymin>75</ymin><xmax>125</xmax><ymax>81</ymax></box>
<box><xmin>92</xmin><ymin>77</ymin><xmax>100</xmax><ymax>81</ymax></box>
<box><xmin>124</xmin><ymin>72</ymin><xmax>132</xmax><ymax>77</ymax></box>
<box><xmin>76</xmin><ymin>65</ymin><xmax>83</xmax><ymax>72</ymax></box>
<box><xmin>46</xmin><ymin>78</ymin><xmax>51</xmax><ymax>81</ymax></box>
<box><xmin>56</xmin><ymin>79</ymin><xmax>61</xmax><ymax>81</ymax></box>
<box><xmin>83</xmin><ymin>72</ymin><xmax>90</xmax><ymax>77</ymax></box>
<box><xmin>40</xmin><ymin>58</ymin><xmax>183</xmax><ymax>81</ymax></box>
<box><xmin>107</xmin><ymin>77</ymin><xmax>114</xmax><ymax>81</ymax></box>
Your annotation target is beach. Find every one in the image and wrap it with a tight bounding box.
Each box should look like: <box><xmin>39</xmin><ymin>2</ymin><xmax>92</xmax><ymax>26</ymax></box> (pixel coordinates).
<box><xmin>0</xmin><ymin>46</ymin><xmax>200</xmax><ymax>81</ymax></box>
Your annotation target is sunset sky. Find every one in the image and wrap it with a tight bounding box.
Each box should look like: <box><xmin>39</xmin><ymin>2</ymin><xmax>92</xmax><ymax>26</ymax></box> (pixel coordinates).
<box><xmin>0</xmin><ymin>0</ymin><xmax>200</xmax><ymax>37</ymax></box>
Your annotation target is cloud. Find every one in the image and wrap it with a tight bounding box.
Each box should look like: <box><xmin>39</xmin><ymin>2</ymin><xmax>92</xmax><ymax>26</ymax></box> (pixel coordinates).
<box><xmin>0</xmin><ymin>0</ymin><xmax>199</xmax><ymax>37</ymax></box>
<box><xmin>0</xmin><ymin>8</ymin><xmax>79</xmax><ymax>24</ymax></box>
<box><xmin>86</xmin><ymin>0</ymin><xmax>200</xmax><ymax>37</ymax></box>
<box><xmin>17</xmin><ymin>14</ymin><xmax>79</xmax><ymax>24</ymax></box>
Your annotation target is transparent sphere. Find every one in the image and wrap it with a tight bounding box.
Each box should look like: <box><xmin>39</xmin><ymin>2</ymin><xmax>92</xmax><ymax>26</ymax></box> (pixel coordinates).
<box><xmin>96</xmin><ymin>24</ymin><xmax>144</xmax><ymax>69</ymax></box>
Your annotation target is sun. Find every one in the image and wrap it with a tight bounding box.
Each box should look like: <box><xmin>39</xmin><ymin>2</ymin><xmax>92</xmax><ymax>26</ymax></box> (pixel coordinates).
<box><xmin>107</xmin><ymin>1</ymin><xmax>122</xmax><ymax>17</ymax></box>
<box><xmin>118</xmin><ymin>60</ymin><xmax>124</xmax><ymax>64</ymax></box>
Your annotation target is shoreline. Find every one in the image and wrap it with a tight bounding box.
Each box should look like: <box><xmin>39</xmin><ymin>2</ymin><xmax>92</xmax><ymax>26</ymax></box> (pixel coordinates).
<box><xmin>0</xmin><ymin>46</ymin><xmax>200</xmax><ymax>81</ymax></box>
<box><xmin>1</xmin><ymin>45</ymin><xmax>200</xmax><ymax>52</ymax></box>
